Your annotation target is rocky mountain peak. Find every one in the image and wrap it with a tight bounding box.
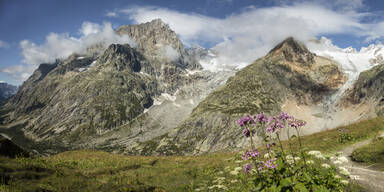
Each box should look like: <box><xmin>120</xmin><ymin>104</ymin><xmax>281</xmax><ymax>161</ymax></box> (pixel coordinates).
<box><xmin>268</xmin><ymin>37</ymin><xmax>315</xmax><ymax>65</ymax></box>
<box><xmin>98</xmin><ymin>43</ymin><xmax>144</xmax><ymax>72</ymax></box>
<box><xmin>116</xmin><ymin>19</ymin><xmax>184</xmax><ymax>56</ymax></box>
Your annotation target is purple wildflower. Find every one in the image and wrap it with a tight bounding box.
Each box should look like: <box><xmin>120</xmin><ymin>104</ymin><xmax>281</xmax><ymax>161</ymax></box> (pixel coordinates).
<box><xmin>238</xmin><ymin>115</ymin><xmax>254</xmax><ymax>127</ymax></box>
<box><xmin>297</xmin><ymin>120</ymin><xmax>306</xmax><ymax>127</ymax></box>
<box><xmin>266</xmin><ymin>117</ymin><xmax>285</xmax><ymax>133</ymax></box>
<box><xmin>244</xmin><ymin>163</ymin><xmax>252</xmax><ymax>174</ymax></box>
<box><xmin>264</xmin><ymin>159</ymin><xmax>278</xmax><ymax>169</ymax></box>
<box><xmin>289</xmin><ymin>119</ymin><xmax>306</xmax><ymax>128</ymax></box>
<box><xmin>242</xmin><ymin>128</ymin><xmax>251</xmax><ymax>137</ymax></box>
<box><xmin>278</xmin><ymin>112</ymin><xmax>292</xmax><ymax>121</ymax></box>
<box><xmin>254</xmin><ymin>112</ymin><xmax>269</xmax><ymax>123</ymax></box>
<box><xmin>242</xmin><ymin>149</ymin><xmax>260</xmax><ymax>160</ymax></box>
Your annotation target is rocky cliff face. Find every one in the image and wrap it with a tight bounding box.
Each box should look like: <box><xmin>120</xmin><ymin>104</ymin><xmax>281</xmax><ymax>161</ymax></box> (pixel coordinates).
<box><xmin>0</xmin><ymin>19</ymin><xmax>212</xmax><ymax>152</ymax></box>
<box><xmin>344</xmin><ymin>64</ymin><xmax>384</xmax><ymax>116</ymax></box>
<box><xmin>138</xmin><ymin>37</ymin><xmax>348</xmax><ymax>155</ymax></box>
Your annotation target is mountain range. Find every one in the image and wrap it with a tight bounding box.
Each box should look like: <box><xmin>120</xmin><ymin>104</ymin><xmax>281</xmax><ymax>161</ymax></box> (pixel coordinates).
<box><xmin>0</xmin><ymin>82</ymin><xmax>17</xmax><ymax>102</ymax></box>
<box><xmin>0</xmin><ymin>19</ymin><xmax>383</xmax><ymax>156</ymax></box>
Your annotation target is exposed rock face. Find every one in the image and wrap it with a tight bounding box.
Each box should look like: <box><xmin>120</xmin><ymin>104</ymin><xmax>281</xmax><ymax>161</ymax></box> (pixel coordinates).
<box><xmin>116</xmin><ymin>19</ymin><xmax>201</xmax><ymax>70</ymax></box>
<box><xmin>0</xmin><ymin>19</ymin><xmax>208</xmax><ymax>151</ymax></box>
<box><xmin>344</xmin><ymin>64</ymin><xmax>384</xmax><ymax>115</ymax></box>
<box><xmin>0</xmin><ymin>83</ymin><xmax>17</xmax><ymax>102</ymax></box>
<box><xmin>142</xmin><ymin>37</ymin><xmax>347</xmax><ymax>155</ymax></box>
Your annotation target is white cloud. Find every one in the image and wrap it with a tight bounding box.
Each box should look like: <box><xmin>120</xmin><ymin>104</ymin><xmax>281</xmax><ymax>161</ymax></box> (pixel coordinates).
<box><xmin>79</xmin><ymin>22</ymin><xmax>102</xmax><ymax>36</ymax></box>
<box><xmin>2</xmin><ymin>22</ymin><xmax>135</xmax><ymax>82</ymax></box>
<box><xmin>123</xmin><ymin>4</ymin><xmax>364</xmax><ymax>70</ymax></box>
<box><xmin>21</xmin><ymin>22</ymin><xmax>135</xmax><ymax>66</ymax></box>
<box><xmin>106</xmin><ymin>11</ymin><xmax>118</xmax><ymax>17</ymax></box>
<box><xmin>0</xmin><ymin>65</ymin><xmax>36</xmax><ymax>81</ymax></box>
<box><xmin>162</xmin><ymin>45</ymin><xmax>180</xmax><ymax>61</ymax></box>
<box><xmin>0</xmin><ymin>40</ymin><xmax>9</xmax><ymax>48</ymax></box>
<box><xmin>272</xmin><ymin>0</ymin><xmax>364</xmax><ymax>12</ymax></box>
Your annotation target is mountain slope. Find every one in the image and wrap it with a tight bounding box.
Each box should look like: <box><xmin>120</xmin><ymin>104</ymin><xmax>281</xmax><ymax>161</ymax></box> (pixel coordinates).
<box><xmin>0</xmin><ymin>19</ymin><xmax>209</xmax><ymax>152</ymax></box>
<box><xmin>145</xmin><ymin>37</ymin><xmax>347</xmax><ymax>154</ymax></box>
<box><xmin>344</xmin><ymin>63</ymin><xmax>384</xmax><ymax>116</ymax></box>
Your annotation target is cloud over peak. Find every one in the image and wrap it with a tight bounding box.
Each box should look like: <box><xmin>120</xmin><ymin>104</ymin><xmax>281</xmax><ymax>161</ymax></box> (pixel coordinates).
<box><xmin>1</xmin><ymin>22</ymin><xmax>135</xmax><ymax>83</ymax></box>
<box><xmin>123</xmin><ymin>4</ymin><xmax>366</xmax><ymax>70</ymax></box>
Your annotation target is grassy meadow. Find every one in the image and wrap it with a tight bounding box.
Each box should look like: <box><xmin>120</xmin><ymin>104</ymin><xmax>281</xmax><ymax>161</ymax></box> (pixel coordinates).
<box><xmin>0</xmin><ymin>117</ymin><xmax>383</xmax><ymax>191</ymax></box>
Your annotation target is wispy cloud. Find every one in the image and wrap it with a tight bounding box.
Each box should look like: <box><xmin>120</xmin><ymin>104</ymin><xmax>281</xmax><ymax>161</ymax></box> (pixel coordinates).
<box><xmin>0</xmin><ymin>40</ymin><xmax>9</xmax><ymax>48</ymax></box>
<box><xmin>106</xmin><ymin>11</ymin><xmax>118</xmax><ymax>17</ymax></box>
<box><xmin>1</xmin><ymin>22</ymin><xmax>135</xmax><ymax>82</ymax></box>
<box><xmin>0</xmin><ymin>65</ymin><xmax>35</xmax><ymax>81</ymax></box>
<box><xmin>122</xmin><ymin>4</ymin><xmax>365</xmax><ymax>70</ymax></box>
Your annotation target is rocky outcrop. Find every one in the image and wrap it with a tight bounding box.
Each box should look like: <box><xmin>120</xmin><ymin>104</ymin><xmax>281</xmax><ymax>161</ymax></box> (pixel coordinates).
<box><xmin>344</xmin><ymin>64</ymin><xmax>384</xmax><ymax>115</ymax></box>
<box><xmin>0</xmin><ymin>19</ymin><xmax>206</xmax><ymax>152</ymax></box>
<box><xmin>116</xmin><ymin>19</ymin><xmax>201</xmax><ymax>70</ymax></box>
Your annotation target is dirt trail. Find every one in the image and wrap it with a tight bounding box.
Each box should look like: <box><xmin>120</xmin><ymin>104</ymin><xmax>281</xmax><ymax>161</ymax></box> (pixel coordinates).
<box><xmin>339</xmin><ymin>139</ymin><xmax>384</xmax><ymax>192</ymax></box>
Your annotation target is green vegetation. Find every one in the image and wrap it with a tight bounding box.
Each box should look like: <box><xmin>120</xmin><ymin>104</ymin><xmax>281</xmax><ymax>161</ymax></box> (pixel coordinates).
<box><xmin>351</xmin><ymin>136</ymin><xmax>384</xmax><ymax>169</ymax></box>
<box><xmin>0</xmin><ymin>151</ymin><xmax>234</xmax><ymax>192</ymax></box>
<box><xmin>1</xmin><ymin>117</ymin><xmax>383</xmax><ymax>191</ymax></box>
<box><xmin>284</xmin><ymin>117</ymin><xmax>384</xmax><ymax>154</ymax></box>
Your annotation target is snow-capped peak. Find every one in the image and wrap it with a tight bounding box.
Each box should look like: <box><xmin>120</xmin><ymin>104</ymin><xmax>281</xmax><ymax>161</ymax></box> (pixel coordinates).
<box><xmin>307</xmin><ymin>37</ymin><xmax>383</xmax><ymax>76</ymax></box>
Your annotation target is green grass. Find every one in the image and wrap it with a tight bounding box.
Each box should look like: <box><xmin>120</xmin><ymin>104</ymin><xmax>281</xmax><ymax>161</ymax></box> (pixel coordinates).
<box><xmin>1</xmin><ymin>117</ymin><xmax>383</xmax><ymax>191</ymax></box>
<box><xmin>282</xmin><ymin>117</ymin><xmax>384</xmax><ymax>154</ymax></box>
<box><xmin>0</xmin><ymin>151</ymin><xmax>235</xmax><ymax>192</ymax></box>
<box><xmin>351</xmin><ymin>136</ymin><xmax>384</xmax><ymax>170</ymax></box>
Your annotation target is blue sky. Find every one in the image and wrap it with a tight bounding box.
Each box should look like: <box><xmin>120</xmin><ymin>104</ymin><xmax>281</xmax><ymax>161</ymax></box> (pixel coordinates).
<box><xmin>1</xmin><ymin>0</ymin><xmax>384</xmax><ymax>85</ymax></box>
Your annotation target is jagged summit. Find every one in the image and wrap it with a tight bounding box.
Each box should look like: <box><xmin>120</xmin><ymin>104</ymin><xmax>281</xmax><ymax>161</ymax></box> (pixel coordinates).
<box><xmin>116</xmin><ymin>19</ymin><xmax>200</xmax><ymax>70</ymax></box>
<box><xmin>116</xmin><ymin>19</ymin><xmax>184</xmax><ymax>55</ymax></box>
<box><xmin>268</xmin><ymin>37</ymin><xmax>315</xmax><ymax>64</ymax></box>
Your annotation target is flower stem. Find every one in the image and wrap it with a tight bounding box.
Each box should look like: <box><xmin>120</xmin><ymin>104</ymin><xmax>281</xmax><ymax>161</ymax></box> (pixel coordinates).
<box><xmin>295</xmin><ymin>127</ymin><xmax>307</xmax><ymax>167</ymax></box>
<box><xmin>276</xmin><ymin>133</ymin><xmax>286</xmax><ymax>162</ymax></box>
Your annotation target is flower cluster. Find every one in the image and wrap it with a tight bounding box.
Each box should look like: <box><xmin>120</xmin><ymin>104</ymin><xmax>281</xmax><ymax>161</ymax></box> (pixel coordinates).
<box><xmin>263</xmin><ymin>158</ymin><xmax>278</xmax><ymax>169</ymax></box>
<box><xmin>255</xmin><ymin>112</ymin><xmax>269</xmax><ymax>123</ymax></box>
<box><xmin>242</xmin><ymin>149</ymin><xmax>260</xmax><ymax>160</ymax></box>
<box><xmin>288</xmin><ymin>119</ymin><xmax>306</xmax><ymax>128</ymax></box>
<box><xmin>239</xmin><ymin>112</ymin><xmax>307</xmax><ymax>135</ymax></box>
<box><xmin>266</xmin><ymin>117</ymin><xmax>285</xmax><ymax>133</ymax></box>
<box><xmin>238</xmin><ymin>115</ymin><xmax>254</xmax><ymax>127</ymax></box>
<box><xmin>243</xmin><ymin>163</ymin><xmax>252</xmax><ymax>174</ymax></box>
<box><xmin>234</xmin><ymin>112</ymin><xmax>351</xmax><ymax>191</ymax></box>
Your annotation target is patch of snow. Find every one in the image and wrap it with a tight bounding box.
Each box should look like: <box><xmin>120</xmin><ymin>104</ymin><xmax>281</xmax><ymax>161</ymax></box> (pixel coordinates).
<box><xmin>152</xmin><ymin>91</ymin><xmax>180</xmax><ymax>106</ymax></box>
<box><xmin>144</xmin><ymin>108</ymin><xmax>149</xmax><ymax>113</ymax></box>
<box><xmin>307</xmin><ymin>37</ymin><xmax>384</xmax><ymax>108</ymax></box>
<box><xmin>185</xmin><ymin>69</ymin><xmax>202</xmax><ymax>76</ymax></box>
<box><xmin>307</xmin><ymin>37</ymin><xmax>382</xmax><ymax>78</ymax></box>
<box><xmin>161</xmin><ymin>93</ymin><xmax>176</xmax><ymax>102</ymax></box>
<box><xmin>153</xmin><ymin>99</ymin><xmax>163</xmax><ymax>106</ymax></box>
<box><xmin>78</xmin><ymin>68</ymin><xmax>86</xmax><ymax>72</ymax></box>
<box><xmin>173</xmin><ymin>102</ymin><xmax>181</xmax><ymax>107</ymax></box>
<box><xmin>89</xmin><ymin>60</ymin><xmax>97</xmax><ymax>67</ymax></box>
<box><xmin>77</xmin><ymin>56</ymin><xmax>85</xmax><ymax>60</ymax></box>
<box><xmin>139</xmin><ymin>71</ymin><xmax>151</xmax><ymax>76</ymax></box>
